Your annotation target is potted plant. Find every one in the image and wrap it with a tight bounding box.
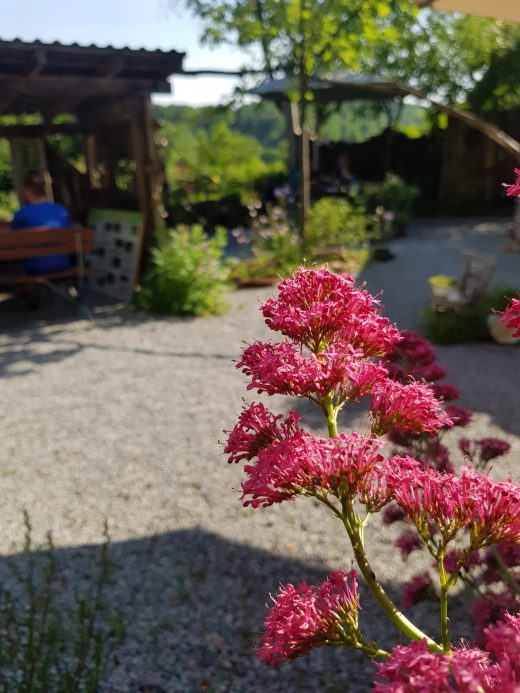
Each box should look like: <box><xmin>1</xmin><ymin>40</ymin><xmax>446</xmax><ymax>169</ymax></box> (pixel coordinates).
<box><xmin>428</xmin><ymin>274</ymin><xmax>457</xmax><ymax>298</ymax></box>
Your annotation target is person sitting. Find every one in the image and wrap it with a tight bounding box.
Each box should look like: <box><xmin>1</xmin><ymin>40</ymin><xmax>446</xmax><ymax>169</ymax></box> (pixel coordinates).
<box><xmin>11</xmin><ymin>172</ymin><xmax>71</xmax><ymax>275</ymax></box>
<box><xmin>335</xmin><ymin>151</ymin><xmax>360</xmax><ymax>194</ymax></box>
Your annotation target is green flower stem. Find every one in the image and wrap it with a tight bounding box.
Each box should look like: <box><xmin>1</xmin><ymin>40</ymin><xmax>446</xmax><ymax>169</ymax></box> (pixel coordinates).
<box><xmin>324</xmin><ymin>403</ymin><xmax>444</xmax><ymax>654</ymax></box>
<box><xmin>323</xmin><ymin>396</ymin><xmax>338</xmax><ymax>438</ymax></box>
<box><xmin>358</xmin><ymin>642</ymin><xmax>390</xmax><ymax>659</ymax></box>
<box><xmin>437</xmin><ymin>552</ymin><xmax>452</xmax><ymax>653</ymax></box>
<box><xmin>343</xmin><ymin>502</ymin><xmax>443</xmax><ymax>652</ymax></box>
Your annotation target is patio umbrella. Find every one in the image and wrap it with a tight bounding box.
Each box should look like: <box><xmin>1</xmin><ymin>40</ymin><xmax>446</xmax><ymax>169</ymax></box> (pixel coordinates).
<box><xmin>416</xmin><ymin>0</ymin><xmax>520</xmax><ymax>23</ymax></box>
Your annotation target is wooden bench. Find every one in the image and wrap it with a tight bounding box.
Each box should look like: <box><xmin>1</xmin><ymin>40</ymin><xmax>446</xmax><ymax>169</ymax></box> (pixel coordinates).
<box><xmin>0</xmin><ymin>226</ymin><xmax>95</xmax><ymax>315</ymax></box>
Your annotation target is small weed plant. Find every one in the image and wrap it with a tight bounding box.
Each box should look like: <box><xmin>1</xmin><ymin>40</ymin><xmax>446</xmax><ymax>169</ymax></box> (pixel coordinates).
<box><xmin>0</xmin><ymin>513</ymin><xmax>115</xmax><ymax>692</ymax></box>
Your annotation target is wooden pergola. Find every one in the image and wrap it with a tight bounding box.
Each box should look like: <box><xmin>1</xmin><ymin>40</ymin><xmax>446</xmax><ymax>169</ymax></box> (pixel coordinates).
<box><xmin>0</xmin><ymin>38</ymin><xmax>184</xmax><ymax>272</ymax></box>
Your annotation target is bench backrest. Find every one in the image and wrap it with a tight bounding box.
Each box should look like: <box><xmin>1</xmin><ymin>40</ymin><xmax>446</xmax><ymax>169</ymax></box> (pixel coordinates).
<box><xmin>0</xmin><ymin>227</ymin><xmax>95</xmax><ymax>261</ymax></box>
<box><xmin>459</xmin><ymin>251</ymin><xmax>496</xmax><ymax>301</ymax></box>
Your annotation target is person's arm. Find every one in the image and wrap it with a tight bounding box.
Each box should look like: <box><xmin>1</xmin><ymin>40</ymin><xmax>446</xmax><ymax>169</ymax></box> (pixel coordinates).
<box><xmin>61</xmin><ymin>207</ymin><xmax>71</xmax><ymax>227</ymax></box>
<box><xmin>11</xmin><ymin>209</ymin><xmax>25</xmax><ymax>229</ymax></box>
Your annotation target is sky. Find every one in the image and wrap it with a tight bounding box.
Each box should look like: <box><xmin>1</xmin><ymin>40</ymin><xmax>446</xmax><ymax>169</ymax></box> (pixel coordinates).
<box><xmin>1</xmin><ymin>0</ymin><xmax>249</xmax><ymax>106</ymax></box>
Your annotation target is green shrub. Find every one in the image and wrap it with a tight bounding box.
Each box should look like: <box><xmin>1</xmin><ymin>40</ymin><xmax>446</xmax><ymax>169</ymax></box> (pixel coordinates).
<box><xmin>137</xmin><ymin>225</ymin><xmax>229</xmax><ymax>316</ymax></box>
<box><xmin>358</xmin><ymin>173</ymin><xmax>420</xmax><ymax>228</ymax></box>
<box><xmin>306</xmin><ymin>197</ymin><xmax>369</xmax><ymax>250</ymax></box>
<box><xmin>421</xmin><ymin>285</ymin><xmax>519</xmax><ymax>345</ymax></box>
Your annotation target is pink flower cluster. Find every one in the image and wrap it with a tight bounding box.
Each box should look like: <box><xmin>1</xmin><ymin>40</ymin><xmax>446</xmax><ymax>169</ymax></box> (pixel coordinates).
<box><xmin>459</xmin><ymin>437</ymin><xmax>512</xmax><ymax>465</ymax></box>
<box><xmin>370</xmin><ymin>379</ymin><xmax>451</xmax><ymax>436</ymax></box>
<box><xmin>504</xmin><ymin>168</ymin><xmax>520</xmax><ymax>197</ymax></box>
<box><xmin>240</xmin><ymin>432</ymin><xmax>385</xmax><ymax>508</ymax></box>
<box><xmin>374</xmin><ymin>641</ymin><xmax>491</xmax><ymax>691</ymax></box>
<box><xmin>382</xmin><ymin>458</ymin><xmax>520</xmax><ymax>548</ymax></box>
<box><xmin>224</xmin><ymin>402</ymin><xmax>302</xmax><ymax>464</ymax></box>
<box><xmin>238</xmin><ymin>341</ymin><xmax>387</xmax><ymax>400</ymax></box>
<box><xmin>258</xmin><ymin>571</ymin><xmax>360</xmax><ymax>666</ymax></box>
<box><xmin>261</xmin><ymin>268</ymin><xmax>401</xmax><ymax>356</ymax></box>
<box><xmin>375</xmin><ymin>613</ymin><xmax>520</xmax><ymax>691</ymax></box>
<box><xmin>500</xmin><ymin>297</ymin><xmax>520</xmax><ymax>338</ymax></box>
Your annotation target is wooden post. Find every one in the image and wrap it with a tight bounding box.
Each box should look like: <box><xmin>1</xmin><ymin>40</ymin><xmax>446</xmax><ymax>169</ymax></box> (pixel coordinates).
<box><xmin>299</xmin><ymin>126</ymin><xmax>311</xmax><ymax>242</ymax></box>
<box><xmin>130</xmin><ymin>94</ymin><xmax>163</xmax><ymax>271</ymax></box>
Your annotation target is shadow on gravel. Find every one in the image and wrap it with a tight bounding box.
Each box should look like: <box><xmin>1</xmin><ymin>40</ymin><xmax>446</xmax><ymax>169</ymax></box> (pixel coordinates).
<box><xmin>0</xmin><ymin>528</ymin><xmax>416</xmax><ymax>693</ymax></box>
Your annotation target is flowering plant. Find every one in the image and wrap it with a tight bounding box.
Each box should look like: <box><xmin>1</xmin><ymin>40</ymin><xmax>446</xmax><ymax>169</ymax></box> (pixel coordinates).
<box><xmin>381</xmin><ymin>330</ymin><xmax>519</xmax><ymax>639</ymax></box>
<box><xmin>500</xmin><ymin>297</ymin><xmax>520</xmax><ymax>338</ymax></box>
<box><xmin>225</xmin><ymin>267</ymin><xmax>520</xmax><ymax>690</ymax></box>
<box><xmin>504</xmin><ymin>168</ymin><xmax>520</xmax><ymax>198</ymax></box>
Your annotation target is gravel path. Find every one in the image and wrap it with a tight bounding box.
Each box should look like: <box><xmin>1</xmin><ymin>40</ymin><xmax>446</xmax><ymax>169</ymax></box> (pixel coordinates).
<box><xmin>0</xmin><ymin>217</ymin><xmax>518</xmax><ymax>692</ymax></box>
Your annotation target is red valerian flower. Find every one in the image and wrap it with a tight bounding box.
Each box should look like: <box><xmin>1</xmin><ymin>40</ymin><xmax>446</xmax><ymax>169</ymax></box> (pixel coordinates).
<box><xmin>401</xmin><ymin>573</ymin><xmax>434</xmax><ymax>609</ymax></box>
<box><xmin>370</xmin><ymin>379</ymin><xmax>452</xmax><ymax>436</ymax></box>
<box><xmin>483</xmin><ymin>612</ymin><xmax>520</xmax><ymax>690</ymax></box>
<box><xmin>459</xmin><ymin>438</ymin><xmax>472</xmax><ymax>457</ymax></box>
<box><xmin>478</xmin><ymin>438</ymin><xmax>511</xmax><ymax>463</ymax></box>
<box><xmin>224</xmin><ymin>402</ymin><xmax>302</xmax><ymax>464</ymax></box>
<box><xmin>258</xmin><ymin>571</ymin><xmax>360</xmax><ymax>666</ymax></box>
<box><xmin>241</xmin><ymin>432</ymin><xmax>385</xmax><ymax>508</ymax></box>
<box><xmin>499</xmin><ymin>297</ymin><xmax>520</xmax><ymax>338</ymax></box>
<box><xmin>373</xmin><ymin>641</ymin><xmax>491</xmax><ymax>692</ymax></box>
<box><xmin>443</xmin><ymin>548</ymin><xmax>480</xmax><ymax>575</ymax></box>
<box><xmin>504</xmin><ymin>168</ymin><xmax>520</xmax><ymax>197</ymax></box>
<box><xmin>396</xmin><ymin>529</ymin><xmax>422</xmax><ymax>558</ymax></box>
<box><xmin>472</xmin><ymin>593</ymin><xmax>519</xmax><ymax>640</ymax></box>
<box><xmin>444</xmin><ymin>405</ymin><xmax>472</xmax><ymax>428</ymax></box>
<box><xmin>385</xmin><ymin>331</ymin><xmax>437</xmax><ymax>369</ymax></box>
<box><xmin>383</xmin><ymin>458</ymin><xmax>520</xmax><ymax>548</ymax></box>
<box><xmin>237</xmin><ymin>341</ymin><xmax>386</xmax><ymax>400</ymax></box>
<box><xmin>261</xmin><ymin>268</ymin><xmax>401</xmax><ymax>356</ymax></box>
<box><xmin>432</xmin><ymin>382</ymin><xmax>461</xmax><ymax>402</ymax></box>
<box><xmin>411</xmin><ymin>363</ymin><xmax>447</xmax><ymax>383</ymax></box>
<box><xmin>382</xmin><ymin>504</ymin><xmax>404</xmax><ymax>525</ymax></box>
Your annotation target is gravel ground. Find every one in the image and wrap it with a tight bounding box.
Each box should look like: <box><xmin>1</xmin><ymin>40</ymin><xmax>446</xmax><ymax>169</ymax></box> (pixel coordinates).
<box><xmin>0</xmin><ymin>217</ymin><xmax>518</xmax><ymax>692</ymax></box>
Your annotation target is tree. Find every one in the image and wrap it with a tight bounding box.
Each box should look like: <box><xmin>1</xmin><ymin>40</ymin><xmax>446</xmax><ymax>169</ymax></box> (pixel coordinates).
<box><xmin>170</xmin><ymin>0</ymin><xmax>419</xmax><ymax>238</ymax></box>
<box><xmin>368</xmin><ymin>11</ymin><xmax>520</xmax><ymax>106</ymax></box>
<box><xmin>169</xmin><ymin>1</ymin><xmax>520</xmax><ymax>234</ymax></box>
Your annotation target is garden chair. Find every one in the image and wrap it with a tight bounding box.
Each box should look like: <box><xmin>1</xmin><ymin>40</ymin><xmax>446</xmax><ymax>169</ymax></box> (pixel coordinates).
<box><xmin>431</xmin><ymin>251</ymin><xmax>496</xmax><ymax>312</ymax></box>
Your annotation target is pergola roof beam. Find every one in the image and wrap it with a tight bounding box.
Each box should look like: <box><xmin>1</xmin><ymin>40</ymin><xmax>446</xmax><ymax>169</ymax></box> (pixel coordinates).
<box><xmin>96</xmin><ymin>56</ymin><xmax>125</xmax><ymax>80</ymax></box>
<box><xmin>0</xmin><ymin>38</ymin><xmax>183</xmax><ymax>116</ymax></box>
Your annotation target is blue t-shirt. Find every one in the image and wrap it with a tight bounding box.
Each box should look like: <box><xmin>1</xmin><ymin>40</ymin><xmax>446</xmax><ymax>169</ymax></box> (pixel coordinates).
<box><xmin>12</xmin><ymin>202</ymin><xmax>71</xmax><ymax>274</ymax></box>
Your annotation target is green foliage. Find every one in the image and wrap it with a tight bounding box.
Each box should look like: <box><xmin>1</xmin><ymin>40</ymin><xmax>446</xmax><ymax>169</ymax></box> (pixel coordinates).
<box><xmin>171</xmin><ymin>0</ymin><xmax>418</xmax><ymax>81</ymax></box>
<box><xmin>469</xmin><ymin>37</ymin><xmax>520</xmax><ymax>115</ymax></box>
<box><xmin>137</xmin><ymin>225</ymin><xmax>229</xmax><ymax>316</ymax></box>
<box><xmin>369</xmin><ymin>10</ymin><xmax>520</xmax><ymax>106</ymax></box>
<box><xmin>421</xmin><ymin>285</ymin><xmax>519</xmax><ymax>345</ymax></box>
<box><xmin>306</xmin><ymin>197</ymin><xmax>369</xmax><ymax>249</ymax></box>
<box><xmin>358</xmin><ymin>174</ymin><xmax>420</xmax><ymax>226</ymax></box>
<box><xmin>160</xmin><ymin>118</ymin><xmax>285</xmax><ymax>204</ymax></box>
<box><xmin>0</xmin><ymin>512</ymin><xmax>113</xmax><ymax>692</ymax></box>
<box><xmin>320</xmin><ymin>102</ymin><xmax>431</xmax><ymax>143</ymax></box>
